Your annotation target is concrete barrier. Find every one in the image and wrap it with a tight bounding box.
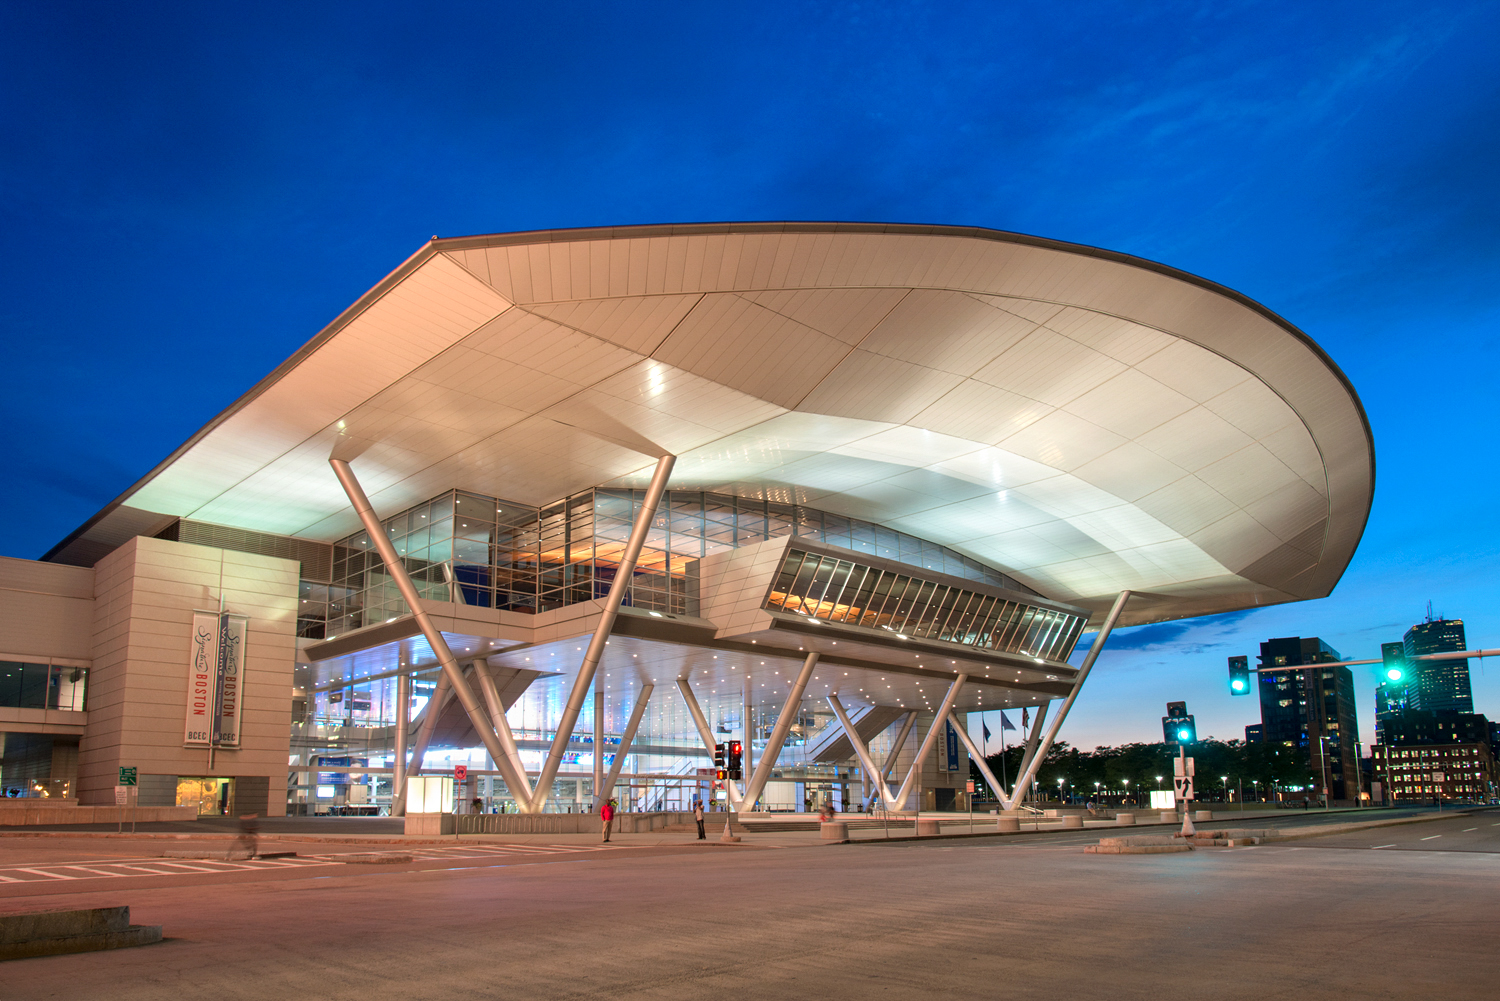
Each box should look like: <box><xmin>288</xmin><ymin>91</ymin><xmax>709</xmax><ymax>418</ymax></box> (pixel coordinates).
<box><xmin>1062</xmin><ymin>816</ymin><xmax>1084</xmax><ymax>829</ymax></box>
<box><xmin>1194</xmin><ymin>810</ymin><xmax>1214</xmax><ymax>822</ymax></box>
<box><xmin>0</xmin><ymin>906</ymin><xmax>161</xmax><ymax>960</ymax></box>
<box><xmin>820</xmin><ymin>821</ymin><xmax>848</xmax><ymax>842</ymax></box>
<box><xmin>997</xmin><ymin>816</ymin><xmax>1020</xmax><ymax>833</ymax></box>
<box><xmin>0</xmin><ymin>802</ymin><xmax>199</xmax><ymax>826</ymax></box>
<box><xmin>916</xmin><ymin>818</ymin><xmax>941</xmax><ymax>836</ymax></box>
<box><xmin>1159</xmin><ymin>811</ymin><xmax>1176</xmax><ymax>823</ymax></box>
<box><xmin>1115</xmin><ymin>812</ymin><xmax>1135</xmax><ymax>826</ymax></box>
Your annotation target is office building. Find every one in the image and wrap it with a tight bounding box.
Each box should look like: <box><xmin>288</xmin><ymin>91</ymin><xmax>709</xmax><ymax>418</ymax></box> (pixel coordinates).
<box><xmin>1404</xmin><ymin>617</ymin><xmax>1473</xmax><ymax>714</ymax></box>
<box><xmin>0</xmin><ymin>222</ymin><xmax>1375</xmax><ymax>817</ymax></box>
<box><xmin>1256</xmin><ymin>636</ymin><xmax>1360</xmax><ymax>800</ymax></box>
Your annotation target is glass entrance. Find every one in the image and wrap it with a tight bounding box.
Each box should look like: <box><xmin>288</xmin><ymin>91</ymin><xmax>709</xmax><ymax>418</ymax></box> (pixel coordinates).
<box><xmin>177</xmin><ymin>776</ymin><xmax>235</xmax><ymax>816</ymax></box>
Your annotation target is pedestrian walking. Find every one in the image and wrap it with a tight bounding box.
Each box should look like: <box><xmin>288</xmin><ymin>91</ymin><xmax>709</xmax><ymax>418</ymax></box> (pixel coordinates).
<box><xmin>601</xmin><ymin>798</ymin><xmax>616</xmax><ymax>842</ymax></box>
<box><xmin>694</xmin><ymin>799</ymin><xmax>706</xmax><ymax>839</ymax></box>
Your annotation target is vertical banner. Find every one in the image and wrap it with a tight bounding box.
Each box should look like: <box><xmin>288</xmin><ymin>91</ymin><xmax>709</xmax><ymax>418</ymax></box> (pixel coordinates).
<box><xmin>214</xmin><ymin>614</ymin><xmax>248</xmax><ymax>748</ymax></box>
<box><xmin>944</xmin><ymin>720</ymin><xmax>960</xmax><ymax>772</ymax></box>
<box><xmin>185</xmin><ymin>611</ymin><xmax>221</xmax><ymax>746</ymax></box>
<box><xmin>185</xmin><ymin>611</ymin><xmax>249</xmax><ymax>748</ymax></box>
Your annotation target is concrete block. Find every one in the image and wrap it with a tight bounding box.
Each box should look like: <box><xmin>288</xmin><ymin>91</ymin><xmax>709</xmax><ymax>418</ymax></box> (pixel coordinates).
<box><xmin>0</xmin><ymin>906</ymin><xmax>161</xmax><ymax>961</ymax></box>
<box><xmin>1115</xmin><ymin>812</ymin><xmax>1136</xmax><ymax>826</ymax></box>
<box><xmin>1085</xmin><ymin>844</ymin><xmax>1193</xmax><ymax>855</ymax></box>
<box><xmin>821</xmin><ymin>821</ymin><xmax>848</xmax><ymax>841</ymax></box>
<box><xmin>916</xmin><ymin>818</ymin><xmax>941</xmax><ymax>836</ymax></box>
<box><xmin>1194</xmin><ymin>810</ymin><xmax>1213</xmax><ymax>822</ymax></box>
<box><xmin>404</xmin><ymin>813</ymin><xmax>455</xmax><ymax>836</ymax></box>
<box><xmin>1159</xmin><ymin>811</ymin><xmax>1177</xmax><ymax>823</ymax></box>
<box><xmin>1062</xmin><ymin>815</ymin><xmax>1084</xmax><ymax>829</ymax></box>
<box><xmin>997</xmin><ymin>816</ymin><xmax>1020</xmax><ymax>833</ymax></box>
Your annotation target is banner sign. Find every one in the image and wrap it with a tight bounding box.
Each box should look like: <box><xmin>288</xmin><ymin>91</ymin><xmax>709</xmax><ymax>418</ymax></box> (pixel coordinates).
<box><xmin>185</xmin><ymin>610</ymin><xmax>248</xmax><ymax>748</ymax></box>
<box><xmin>944</xmin><ymin>721</ymin><xmax>961</xmax><ymax>772</ymax></box>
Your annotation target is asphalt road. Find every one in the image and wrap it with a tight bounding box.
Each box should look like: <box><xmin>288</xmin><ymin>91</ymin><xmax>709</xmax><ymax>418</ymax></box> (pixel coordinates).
<box><xmin>3</xmin><ymin>808</ymin><xmax>1497</xmax><ymax>1000</ymax></box>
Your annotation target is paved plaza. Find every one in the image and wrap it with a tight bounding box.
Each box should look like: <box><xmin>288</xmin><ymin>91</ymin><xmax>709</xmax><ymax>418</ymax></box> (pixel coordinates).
<box><xmin>3</xmin><ymin>808</ymin><xmax>1496</xmax><ymax>999</ymax></box>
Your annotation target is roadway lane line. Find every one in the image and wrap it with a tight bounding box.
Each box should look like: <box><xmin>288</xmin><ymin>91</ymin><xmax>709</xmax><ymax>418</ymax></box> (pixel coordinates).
<box><xmin>1463</xmin><ymin>828</ymin><xmax>1477</xmax><ymax>832</ymax></box>
<box><xmin>1421</xmin><ymin>835</ymin><xmax>1442</xmax><ymax>840</ymax></box>
<box><xmin>1372</xmin><ymin>845</ymin><xmax>1395</xmax><ymax>849</ymax></box>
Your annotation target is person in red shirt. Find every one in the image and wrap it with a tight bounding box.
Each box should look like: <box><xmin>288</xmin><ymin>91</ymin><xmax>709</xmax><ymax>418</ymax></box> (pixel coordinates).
<box><xmin>601</xmin><ymin>798</ymin><xmax>616</xmax><ymax>842</ymax></box>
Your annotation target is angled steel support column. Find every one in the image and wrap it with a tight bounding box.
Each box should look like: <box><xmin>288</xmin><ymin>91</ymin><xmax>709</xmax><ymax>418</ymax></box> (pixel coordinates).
<box><xmin>1009</xmin><ymin>590</ymin><xmax>1131</xmax><ymax>807</ymax></box>
<box><xmin>827</xmin><ymin>695</ymin><xmax>896</xmax><ymax>810</ymax></box>
<box><xmin>740</xmin><ymin>652</ymin><xmax>819</xmax><ymax>812</ymax></box>
<box><xmin>881</xmin><ymin>711</ymin><xmax>918</xmax><ymax>785</ymax></box>
<box><xmin>470</xmin><ymin>659</ymin><xmax>534</xmax><ymax>810</ymax></box>
<box><xmin>890</xmin><ymin>675</ymin><xmax>968</xmax><ymax>810</ymax></box>
<box><xmin>391</xmin><ymin>671</ymin><xmax>411</xmax><ymax>815</ymax></box>
<box><xmin>1012</xmin><ymin>701</ymin><xmax>1051</xmax><ymax>804</ymax></box>
<box><xmin>678</xmin><ymin>678</ymin><xmax>739</xmax><ymax>809</ymax></box>
<box><xmin>600</xmin><ymin>684</ymin><xmax>653</xmax><ymax>802</ymax></box>
<box><xmin>532</xmin><ymin>454</ymin><xmax>675</xmax><ymax>812</ymax></box>
<box><xmin>592</xmin><ymin>668</ymin><xmax>604</xmax><ymax>808</ymax></box>
<box><xmin>947</xmin><ymin>710</ymin><xmax>1012</xmax><ymax>810</ymax></box>
<box><xmin>330</xmin><ymin>458</ymin><xmax>518</xmax><ymax>790</ymax></box>
<box><xmin>393</xmin><ymin>671</ymin><xmax>450</xmax><ymax>817</ymax></box>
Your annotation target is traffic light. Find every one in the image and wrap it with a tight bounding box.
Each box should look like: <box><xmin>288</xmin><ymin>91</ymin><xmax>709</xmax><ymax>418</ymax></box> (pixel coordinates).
<box><xmin>713</xmin><ymin>742</ymin><xmax>725</xmax><ymax>780</ymax></box>
<box><xmin>1381</xmin><ymin>642</ymin><xmax>1407</xmax><ymax>683</ymax></box>
<box><xmin>1162</xmin><ymin>703</ymin><xmax>1196</xmax><ymax>745</ymax></box>
<box><xmin>727</xmin><ymin>741</ymin><xmax>743</xmax><ymax>780</ymax></box>
<box><xmin>1228</xmin><ymin>655</ymin><xmax>1251</xmax><ymax>695</ymax></box>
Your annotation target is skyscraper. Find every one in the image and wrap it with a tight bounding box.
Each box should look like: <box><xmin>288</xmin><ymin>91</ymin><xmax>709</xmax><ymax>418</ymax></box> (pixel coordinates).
<box><xmin>1257</xmin><ymin>637</ymin><xmax>1360</xmax><ymax>800</ymax></box>
<box><xmin>1404</xmin><ymin>617</ymin><xmax>1473</xmax><ymax>714</ymax></box>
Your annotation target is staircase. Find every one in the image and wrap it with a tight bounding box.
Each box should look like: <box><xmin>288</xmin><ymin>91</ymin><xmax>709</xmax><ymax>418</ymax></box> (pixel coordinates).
<box><xmin>805</xmin><ymin>705</ymin><xmax>906</xmax><ymax>762</ymax></box>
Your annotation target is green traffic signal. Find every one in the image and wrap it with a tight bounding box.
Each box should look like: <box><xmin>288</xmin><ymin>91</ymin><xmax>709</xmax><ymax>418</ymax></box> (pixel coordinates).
<box><xmin>1177</xmin><ymin>728</ymin><xmax>1191</xmax><ymax>741</ymax></box>
<box><xmin>1386</xmin><ymin>667</ymin><xmax>1403</xmax><ymax>682</ymax></box>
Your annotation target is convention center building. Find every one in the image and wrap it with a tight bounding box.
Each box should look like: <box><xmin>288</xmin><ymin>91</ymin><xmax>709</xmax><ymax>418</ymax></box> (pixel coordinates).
<box><xmin>0</xmin><ymin>222</ymin><xmax>1374</xmax><ymax>818</ymax></box>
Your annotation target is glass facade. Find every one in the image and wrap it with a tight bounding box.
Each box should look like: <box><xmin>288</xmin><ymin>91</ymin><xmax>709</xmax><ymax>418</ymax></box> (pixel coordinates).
<box><xmin>326</xmin><ymin>487</ymin><xmax>1037</xmax><ymax>636</ymax></box>
<box><xmin>0</xmin><ymin>662</ymin><xmax>88</xmax><ymax>711</ymax></box>
<box><xmin>765</xmin><ymin>548</ymin><xmax>1086</xmax><ymax>662</ymax></box>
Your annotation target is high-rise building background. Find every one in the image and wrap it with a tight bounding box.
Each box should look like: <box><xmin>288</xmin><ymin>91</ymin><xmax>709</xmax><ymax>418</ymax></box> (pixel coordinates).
<box><xmin>1403</xmin><ymin>616</ymin><xmax>1473</xmax><ymax>714</ymax></box>
<box><xmin>1256</xmin><ymin>636</ymin><xmax>1360</xmax><ymax>800</ymax></box>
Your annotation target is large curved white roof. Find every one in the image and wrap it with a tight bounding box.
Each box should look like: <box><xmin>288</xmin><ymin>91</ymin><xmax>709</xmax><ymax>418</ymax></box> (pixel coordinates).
<box><xmin>50</xmin><ymin>223</ymin><xmax>1373</xmax><ymax>627</ymax></box>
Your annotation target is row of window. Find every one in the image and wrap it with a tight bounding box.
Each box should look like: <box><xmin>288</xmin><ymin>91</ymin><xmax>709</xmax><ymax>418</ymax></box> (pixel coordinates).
<box><xmin>0</xmin><ymin>662</ymin><xmax>89</xmax><ymax>712</ymax></box>
<box><xmin>765</xmin><ymin>549</ymin><xmax>1085</xmax><ymax>661</ymax></box>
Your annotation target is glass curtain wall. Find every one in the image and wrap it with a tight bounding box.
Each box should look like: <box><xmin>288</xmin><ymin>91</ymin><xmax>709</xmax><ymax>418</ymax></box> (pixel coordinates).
<box><xmin>329</xmin><ymin>488</ymin><xmax>1037</xmax><ymax>635</ymax></box>
<box><xmin>765</xmin><ymin>548</ymin><xmax>1087</xmax><ymax>662</ymax></box>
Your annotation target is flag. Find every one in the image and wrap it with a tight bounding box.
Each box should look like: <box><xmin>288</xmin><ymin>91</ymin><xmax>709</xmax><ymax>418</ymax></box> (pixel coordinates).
<box><xmin>1022</xmin><ymin>708</ymin><xmax>1030</xmax><ymax>728</ymax></box>
<box><xmin>1000</xmin><ymin>712</ymin><xmax>1016</xmax><ymax>732</ymax></box>
<box><xmin>982</xmin><ymin>722</ymin><xmax>992</xmax><ymax>742</ymax></box>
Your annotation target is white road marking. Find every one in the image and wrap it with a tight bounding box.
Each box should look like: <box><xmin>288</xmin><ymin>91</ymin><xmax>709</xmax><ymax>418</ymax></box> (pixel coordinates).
<box><xmin>1420</xmin><ymin>835</ymin><xmax>1442</xmax><ymax>841</ymax></box>
<box><xmin>1462</xmin><ymin>828</ymin><xmax>1477</xmax><ymax>832</ymax></box>
<box><xmin>15</xmin><ymin>868</ymin><xmax>77</xmax><ymax>879</ymax></box>
<box><xmin>1372</xmin><ymin>845</ymin><xmax>1395</xmax><ymax>849</ymax></box>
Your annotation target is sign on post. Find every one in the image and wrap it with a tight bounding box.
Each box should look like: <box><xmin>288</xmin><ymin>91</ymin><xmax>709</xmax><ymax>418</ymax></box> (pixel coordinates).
<box><xmin>454</xmin><ymin>765</ymin><xmax>468</xmax><ymax>783</ymax></box>
<box><xmin>118</xmin><ymin>766</ymin><xmax>138</xmax><ymax>786</ymax></box>
<box><xmin>185</xmin><ymin>610</ymin><xmax>248</xmax><ymax>748</ymax></box>
<box><xmin>1173</xmin><ymin>775</ymin><xmax>1195</xmax><ymax>801</ymax></box>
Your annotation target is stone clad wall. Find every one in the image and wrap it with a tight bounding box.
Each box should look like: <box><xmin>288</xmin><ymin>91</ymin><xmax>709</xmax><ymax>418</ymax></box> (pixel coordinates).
<box><xmin>79</xmin><ymin>537</ymin><xmax>297</xmax><ymax>813</ymax></box>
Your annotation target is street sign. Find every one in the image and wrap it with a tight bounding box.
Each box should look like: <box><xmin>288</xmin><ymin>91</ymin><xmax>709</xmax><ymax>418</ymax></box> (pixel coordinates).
<box><xmin>966</xmin><ymin>780</ymin><xmax>976</xmax><ymax>793</ymax></box>
<box><xmin>454</xmin><ymin>765</ymin><xmax>468</xmax><ymax>783</ymax></box>
<box><xmin>114</xmin><ymin>786</ymin><xmax>130</xmax><ymax>806</ymax></box>
<box><xmin>118</xmin><ymin>766</ymin><xmax>137</xmax><ymax>786</ymax></box>
<box><xmin>1173</xmin><ymin>757</ymin><xmax>1195</xmax><ymax>777</ymax></box>
<box><xmin>1431</xmin><ymin>772</ymin><xmax>1444</xmax><ymax>783</ymax></box>
<box><xmin>1173</xmin><ymin>775</ymin><xmax>1195</xmax><ymax>801</ymax></box>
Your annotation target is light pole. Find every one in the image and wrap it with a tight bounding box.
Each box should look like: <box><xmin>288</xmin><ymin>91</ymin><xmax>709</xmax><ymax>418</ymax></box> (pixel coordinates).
<box><xmin>1122</xmin><ymin>778</ymin><xmax>1130</xmax><ymax>805</ymax></box>
<box><xmin>1221</xmin><ymin>775</ymin><xmax>1228</xmax><ymax>806</ymax></box>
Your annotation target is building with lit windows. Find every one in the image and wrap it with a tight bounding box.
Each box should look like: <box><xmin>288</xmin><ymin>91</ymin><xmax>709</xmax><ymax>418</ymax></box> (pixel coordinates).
<box><xmin>0</xmin><ymin>222</ymin><xmax>1374</xmax><ymax>820</ymax></box>
<box><xmin>1404</xmin><ymin>617</ymin><xmax>1473</xmax><ymax>714</ymax></box>
<box><xmin>1255</xmin><ymin>636</ymin><xmax>1360</xmax><ymax>801</ymax></box>
<box><xmin>1374</xmin><ymin>739</ymin><xmax>1497</xmax><ymax>804</ymax></box>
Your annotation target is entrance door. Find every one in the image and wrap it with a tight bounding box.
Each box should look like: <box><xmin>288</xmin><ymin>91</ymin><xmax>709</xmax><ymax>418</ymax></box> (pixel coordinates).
<box><xmin>177</xmin><ymin>777</ymin><xmax>236</xmax><ymax>816</ymax></box>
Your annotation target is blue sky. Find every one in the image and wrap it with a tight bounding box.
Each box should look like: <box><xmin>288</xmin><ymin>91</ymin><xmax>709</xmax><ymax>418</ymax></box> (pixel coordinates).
<box><xmin>3</xmin><ymin>2</ymin><xmax>1497</xmax><ymax>749</ymax></box>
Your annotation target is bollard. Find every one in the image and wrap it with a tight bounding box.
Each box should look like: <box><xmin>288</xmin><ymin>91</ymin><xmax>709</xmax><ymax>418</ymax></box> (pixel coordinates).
<box><xmin>1159</xmin><ymin>810</ymin><xmax>1176</xmax><ymax>823</ymax></box>
<box><xmin>820</xmin><ymin>821</ymin><xmax>848</xmax><ymax>842</ymax></box>
<box><xmin>997</xmin><ymin>816</ymin><xmax>1020</xmax><ymax>833</ymax></box>
<box><xmin>1194</xmin><ymin>810</ymin><xmax>1213</xmax><ymax>822</ymax></box>
<box><xmin>916</xmin><ymin>818</ymin><xmax>941</xmax><ymax>836</ymax></box>
<box><xmin>1062</xmin><ymin>815</ymin><xmax>1084</xmax><ymax>829</ymax></box>
<box><xmin>1115</xmin><ymin>812</ymin><xmax>1135</xmax><ymax>826</ymax></box>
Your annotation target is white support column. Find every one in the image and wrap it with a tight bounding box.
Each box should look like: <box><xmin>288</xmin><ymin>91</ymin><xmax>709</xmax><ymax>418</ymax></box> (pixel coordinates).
<box><xmin>469</xmin><ymin>659</ymin><xmax>534</xmax><ymax>809</ymax></box>
<box><xmin>393</xmin><ymin>671</ymin><xmax>451</xmax><ymax>817</ymax></box>
<box><xmin>740</xmin><ymin>652</ymin><xmax>819</xmax><ymax>812</ymax></box>
<box><xmin>532</xmin><ymin>454</ymin><xmax>675</xmax><ymax>812</ymax></box>
<box><xmin>827</xmin><ymin>695</ymin><xmax>897</xmax><ymax>809</ymax></box>
<box><xmin>742</xmin><ymin>685</ymin><xmax>754</xmax><ymax>797</ymax></box>
<box><xmin>881</xmin><ymin>711</ymin><xmax>918</xmax><ymax>785</ymax></box>
<box><xmin>1009</xmin><ymin>590</ymin><xmax>1131</xmax><ymax>807</ymax></box>
<box><xmin>592</xmin><ymin>667</ymin><xmax>604</xmax><ymax>808</ymax></box>
<box><xmin>889</xmin><ymin>675</ymin><xmax>968</xmax><ymax>811</ymax></box>
<box><xmin>391</xmin><ymin>671</ymin><xmax>410</xmax><ymax>815</ymax></box>
<box><xmin>330</xmin><ymin>457</ymin><xmax>518</xmax><ymax>790</ymax></box>
<box><xmin>1012</xmin><ymin>701</ymin><xmax>1050</xmax><ymax>804</ymax></box>
<box><xmin>947</xmin><ymin>710</ymin><xmax>1012</xmax><ymax>810</ymax></box>
<box><xmin>677</xmin><ymin>678</ymin><xmax>739</xmax><ymax>809</ymax></box>
<box><xmin>600</xmin><ymin>684</ymin><xmax>653</xmax><ymax>802</ymax></box>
